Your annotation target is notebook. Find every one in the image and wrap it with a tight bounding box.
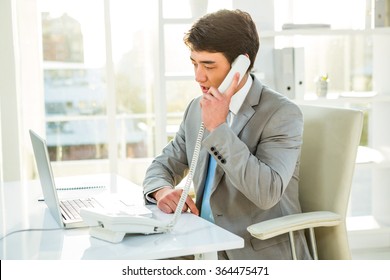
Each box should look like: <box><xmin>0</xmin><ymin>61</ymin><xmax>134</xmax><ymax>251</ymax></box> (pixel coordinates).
<box><xmin>29</xmin><ymin>129</ymin><xmax>152</xmax><ymax>229</ymax></box>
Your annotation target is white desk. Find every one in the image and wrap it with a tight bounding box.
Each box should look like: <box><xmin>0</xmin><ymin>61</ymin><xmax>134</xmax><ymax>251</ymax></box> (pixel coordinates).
<box><xmin>0</xmin><ymin>174</ymin><xmax>244</xmax><ymax>260</ymax></box>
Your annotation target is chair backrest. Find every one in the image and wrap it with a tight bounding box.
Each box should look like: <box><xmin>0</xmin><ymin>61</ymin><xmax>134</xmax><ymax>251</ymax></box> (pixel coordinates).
<box><xmin>298</xmin><ymin>105</ymin><xmax>363</xmax><ymax>259</ymax></box>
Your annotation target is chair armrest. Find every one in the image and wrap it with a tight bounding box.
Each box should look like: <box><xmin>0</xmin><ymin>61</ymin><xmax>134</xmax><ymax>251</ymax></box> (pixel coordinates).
<box><xmin>247</xmin><ymin>211</ymin><xmax>341</xmax><ymax>240</ymax></box>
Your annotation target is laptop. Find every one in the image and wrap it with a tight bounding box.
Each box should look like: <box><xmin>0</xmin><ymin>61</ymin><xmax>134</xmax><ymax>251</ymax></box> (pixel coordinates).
<box><xmin>29</xmin><ymin>129</ymin><xmax>152</xmax><ymax>229</ymax></box>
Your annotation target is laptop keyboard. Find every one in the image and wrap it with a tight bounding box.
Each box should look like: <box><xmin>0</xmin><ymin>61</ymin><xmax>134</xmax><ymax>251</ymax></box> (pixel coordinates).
<box><xmin>60</xmin><ymin>197</ymin><xmax>102</xmax><ymax>220</ymax></box>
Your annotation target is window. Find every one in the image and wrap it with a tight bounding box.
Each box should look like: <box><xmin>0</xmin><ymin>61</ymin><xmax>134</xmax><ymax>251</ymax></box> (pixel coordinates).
<box><xmin>40</xmin><ymin>0</ymin><xmax>156</xmax><ymax>161</ymax></box>
<box><xmin>37</xmin><ymin>0</ymin><xmax>161</xmax><ymax>182</ymax></box>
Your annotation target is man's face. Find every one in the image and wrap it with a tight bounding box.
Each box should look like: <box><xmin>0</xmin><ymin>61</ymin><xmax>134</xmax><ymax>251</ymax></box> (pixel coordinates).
<box><xmin>190</xmin><ymin>51</ymin><xmax>231</xmax><ymax>94</ymax></box>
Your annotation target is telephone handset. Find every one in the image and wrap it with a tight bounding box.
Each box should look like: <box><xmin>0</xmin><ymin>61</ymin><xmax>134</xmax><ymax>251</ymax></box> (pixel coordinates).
<box><xmin>168</xmin><ymin>54</ymin><xmax>251</xmax><ymax>226</ymax></box>
<box><xmin>217</xmin><ymin>54</ymin><xmax>251</xmax><ymax>93</ymax></box>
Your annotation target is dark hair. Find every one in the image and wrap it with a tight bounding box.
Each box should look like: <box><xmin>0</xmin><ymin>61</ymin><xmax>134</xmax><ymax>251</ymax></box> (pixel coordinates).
<box><xmin>183</xmin><ymin>9</ymin><xmax>259</xmax><ymax>71</ymax></box>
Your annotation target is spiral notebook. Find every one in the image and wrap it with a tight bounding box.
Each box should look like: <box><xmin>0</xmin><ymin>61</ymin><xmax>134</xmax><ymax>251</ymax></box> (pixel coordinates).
<box><xmin>55</xmin><ymin>185</ymin><xmax>106</xmax><ymax>191</ymax></box>
<box><xmin>29</xmin><ymin>129</ymin><xmax>152</xmax><ymax>229</ymax></box>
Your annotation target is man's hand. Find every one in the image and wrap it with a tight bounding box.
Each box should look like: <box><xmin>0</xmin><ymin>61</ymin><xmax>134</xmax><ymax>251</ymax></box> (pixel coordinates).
<box><xmin>153</xmin><ymin>187</ymin><xmax>199</xmax><ymax>216</ymax></box>
<box><xmin>200</xmin><ymin>72</ymin><xmax>240</xmax><ymax>132</ymax></box>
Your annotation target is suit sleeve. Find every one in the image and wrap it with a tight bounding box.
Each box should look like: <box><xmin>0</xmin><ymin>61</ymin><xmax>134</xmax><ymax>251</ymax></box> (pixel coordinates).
<box><xmin>202</xmin><ymin>102</ymin><xmax>303</xmax><ymax>210</ymax></box>
<box><xmin>142</xmin><ymin>100</ymin><xmax>195</xmax><ymax>200</ymax></box>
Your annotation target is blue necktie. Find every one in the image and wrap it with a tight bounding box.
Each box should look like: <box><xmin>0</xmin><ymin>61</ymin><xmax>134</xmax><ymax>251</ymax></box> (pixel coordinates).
<box><xmin>201</xmin><ymin>155</ymin><xmax>217</xmax><ymax>223</ymax></box>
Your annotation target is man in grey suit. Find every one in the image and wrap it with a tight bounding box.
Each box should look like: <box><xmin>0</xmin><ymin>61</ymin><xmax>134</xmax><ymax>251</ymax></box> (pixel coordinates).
<box><xmin>143</xmin><ymin>9</ymin><xmax>312</xmax><ymax>260</ymax></box>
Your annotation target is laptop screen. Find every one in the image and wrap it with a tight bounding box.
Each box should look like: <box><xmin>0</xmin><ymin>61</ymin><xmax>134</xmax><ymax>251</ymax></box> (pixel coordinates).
<box><xmin>30</xmin><ymin>130</ymin><xmax>64</xmax><ymax>227</ymax></box>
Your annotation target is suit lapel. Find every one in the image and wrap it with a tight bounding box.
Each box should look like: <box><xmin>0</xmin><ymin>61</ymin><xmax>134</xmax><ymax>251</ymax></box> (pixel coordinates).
<box><xmin>231</xmin><ymin>76</ymin><xmax>262</xmax><ymax>136</ymax></box>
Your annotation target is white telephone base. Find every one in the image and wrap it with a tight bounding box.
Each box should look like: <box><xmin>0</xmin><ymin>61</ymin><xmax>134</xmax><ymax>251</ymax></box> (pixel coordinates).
<box><xmin>80</xmin><ymin>208</ymin><xmax>172</xmax><ymax>243</ymax></box>
<box><xmin>89</xmin><ymin>227</ymin><xmax>127</xmax><ymax>243</ymax></box>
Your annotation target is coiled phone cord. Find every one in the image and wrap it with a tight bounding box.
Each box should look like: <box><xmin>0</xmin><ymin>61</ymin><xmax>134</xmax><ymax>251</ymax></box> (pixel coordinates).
<box><xmin>167</xmin><ymin>123</ymin><xmax>205</xmax><ymax>229</ymax></box>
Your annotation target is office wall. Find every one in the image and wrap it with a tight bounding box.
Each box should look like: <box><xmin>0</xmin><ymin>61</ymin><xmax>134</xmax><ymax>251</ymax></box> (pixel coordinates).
<box><xmin>0</xmin><ymin>0</ymin><xmax>44</xmax><ymax>182</ymax></box>
<box><xmin>0</xmin><ymin>0</ymin><xmax>22</xmax><ymax>181</ymax></box>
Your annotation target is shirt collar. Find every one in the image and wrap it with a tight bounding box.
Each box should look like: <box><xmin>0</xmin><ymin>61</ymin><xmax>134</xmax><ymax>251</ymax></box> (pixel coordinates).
<box><xmin>229</xmin><ymin>75</ymin><xmax>253</xmax><ymax>115</ymax></box>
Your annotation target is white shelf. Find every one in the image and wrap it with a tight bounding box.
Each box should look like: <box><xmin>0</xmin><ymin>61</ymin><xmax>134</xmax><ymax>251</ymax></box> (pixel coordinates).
<box><xmin>261</xmin><ymin>27</ymin><xmax>390</xmax><ymax>38</ymax></box>
<box><xmin>294</xmin><ymin>92</ymin><xmax>390</xmax><ymax>106</ymax></box>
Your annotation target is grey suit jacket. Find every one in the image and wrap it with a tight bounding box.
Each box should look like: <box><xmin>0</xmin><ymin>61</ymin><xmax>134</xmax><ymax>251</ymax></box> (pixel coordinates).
<box><xmin>143</xmin><ymin>76</ymin><xmax>311</xmax><ymax>259</ymax></box>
